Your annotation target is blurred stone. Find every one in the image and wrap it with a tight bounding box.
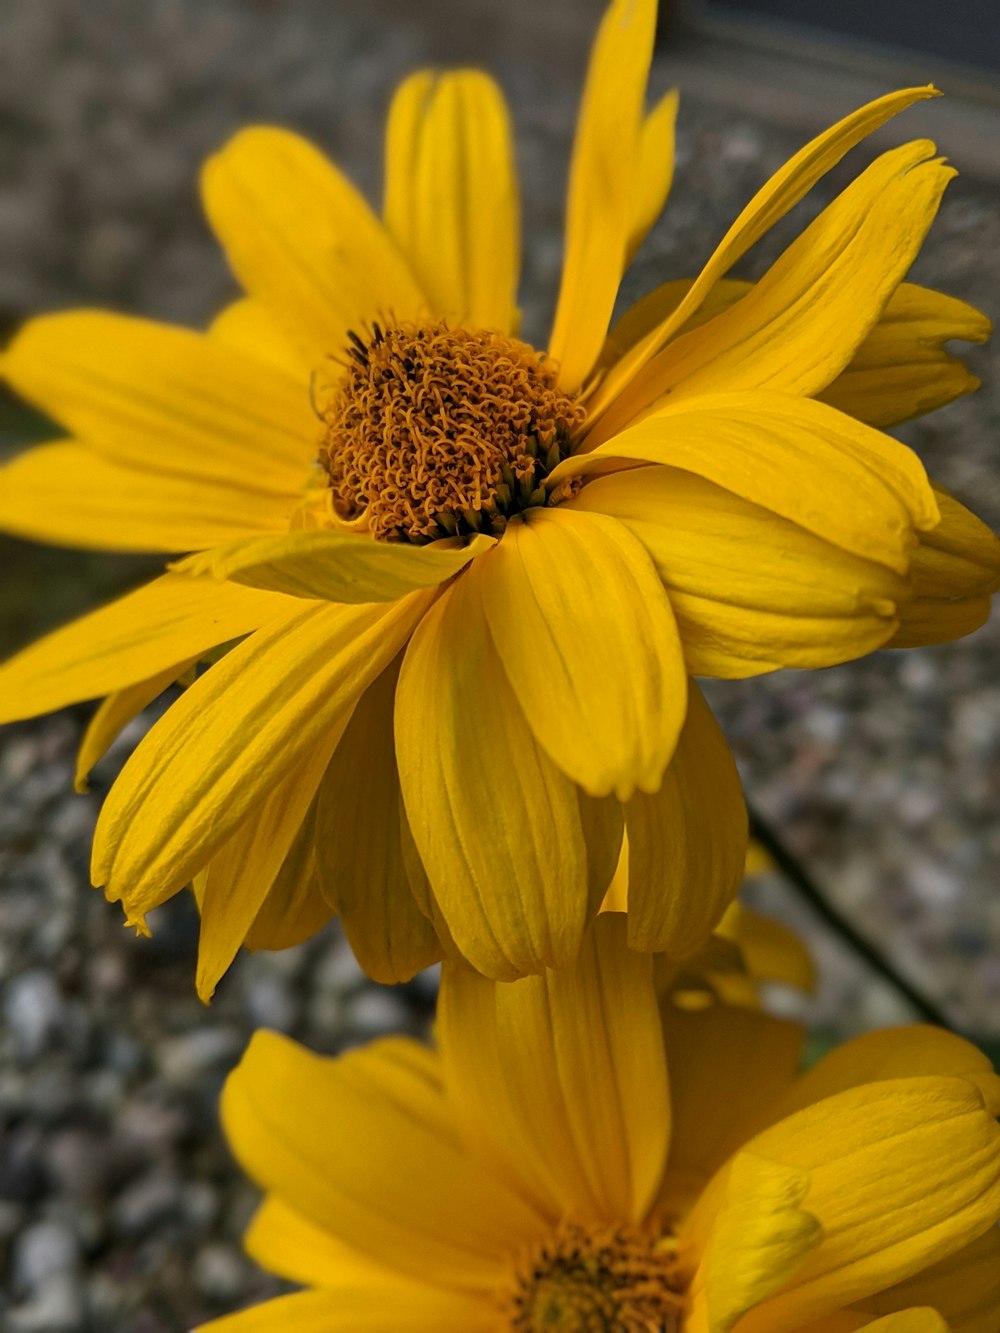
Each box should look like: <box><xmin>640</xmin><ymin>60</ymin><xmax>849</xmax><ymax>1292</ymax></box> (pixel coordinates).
<box><xmin>5</xmin><ymin>973</ymin><xmax>65</xmax><ymax>1063</ymax></box>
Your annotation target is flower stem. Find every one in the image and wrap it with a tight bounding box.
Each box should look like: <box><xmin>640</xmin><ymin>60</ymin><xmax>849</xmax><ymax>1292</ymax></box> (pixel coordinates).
<box><xmin>747</xmin><ymin>803</ymin><xmax>954</xmax><ymax>1030</ymax></box>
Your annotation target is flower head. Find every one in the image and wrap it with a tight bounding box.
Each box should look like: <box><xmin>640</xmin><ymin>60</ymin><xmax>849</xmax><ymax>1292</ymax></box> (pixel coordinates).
<box><xmin>0</xmin><ymin>0</ymin><xmax>997</xmax><ymax>993</ymax></box>
<box><xmin>201</xmin><ymin>915</ymin><xmax>1000</xmax><ymax>1332</ymax></box>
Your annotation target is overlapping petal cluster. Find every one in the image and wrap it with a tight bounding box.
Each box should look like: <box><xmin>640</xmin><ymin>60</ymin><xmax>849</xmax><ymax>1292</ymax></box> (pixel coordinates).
<box><xmin>0</xmin><ymin>0</ymin><xmax>996</xmax><ymax>997</ymax></box>
<box><xmin>199</xmin><ymin>916</ymin><xmax>1000</xmax><ymax>1332</ymax></box>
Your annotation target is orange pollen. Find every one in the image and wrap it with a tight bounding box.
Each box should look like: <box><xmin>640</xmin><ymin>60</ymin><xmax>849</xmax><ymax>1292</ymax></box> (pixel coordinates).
<box><xmin>318</xmin><ymin>321</ymin><xmax>585</xmax><ymax>544</ymax></box>
<box><xmin>500</xmin><ymin>1222</ymin><xmax>686</xmax><ymax>1333</ymax></box>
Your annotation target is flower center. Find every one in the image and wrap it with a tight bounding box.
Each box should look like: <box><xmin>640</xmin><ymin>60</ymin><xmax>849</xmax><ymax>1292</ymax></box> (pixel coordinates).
<box><xmin>319</xmin><ymin>321</ymin><xmax>585</xmax><ymax>544</ymax></box>
<box><xmin>501</xmin><ymin>1223</ymin><xmax>686</xmax><ymax>1333</ymax></box>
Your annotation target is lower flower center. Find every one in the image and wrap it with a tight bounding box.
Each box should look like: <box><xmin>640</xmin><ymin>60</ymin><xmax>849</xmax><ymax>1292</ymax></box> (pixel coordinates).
<box><xmin>319</xmin><ymin>321</ymin><xmax>584</xmax><ymax>543</ymax></box>
<box><xmin>501</xmin><ymin>1223</ymin><xmax>686</xmax><ymax>1333</ymax></box>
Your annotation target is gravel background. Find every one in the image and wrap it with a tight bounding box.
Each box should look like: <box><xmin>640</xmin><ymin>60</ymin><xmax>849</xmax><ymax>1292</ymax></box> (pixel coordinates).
<box><xmin>0</xmin><ymin>2</ymin><xmax>998</xmax><ymax>1328</ymax></box>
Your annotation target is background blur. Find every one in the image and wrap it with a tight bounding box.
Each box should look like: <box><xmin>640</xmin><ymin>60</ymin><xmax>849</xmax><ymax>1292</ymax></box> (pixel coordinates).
<box><xmin>1</xmin><ymin>1</ymin><xmax>999</xmax><ymax>1329</ymax></box>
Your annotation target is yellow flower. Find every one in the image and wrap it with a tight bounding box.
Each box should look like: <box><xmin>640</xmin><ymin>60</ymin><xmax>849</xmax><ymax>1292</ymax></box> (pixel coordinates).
<box><xmin>0</xmin><ymin>0</ymin><xmax>997</xmax><ymax>994</ymax></box>
<box><xmin>200</xmin><ymin>915</ymin><xmax>1000</xmax><ymax>1332</ymax></box>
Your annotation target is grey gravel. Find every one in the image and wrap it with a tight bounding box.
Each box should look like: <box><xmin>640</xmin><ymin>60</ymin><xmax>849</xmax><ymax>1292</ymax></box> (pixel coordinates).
<box><xmin>1</xmin><ymin>1</ymin><xmax>999</xmax><ymax>1330</ymax></box>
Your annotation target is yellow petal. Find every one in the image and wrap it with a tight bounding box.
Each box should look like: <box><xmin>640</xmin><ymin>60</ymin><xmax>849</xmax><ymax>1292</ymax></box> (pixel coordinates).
<box><xmin>659</xmin><ymin>1003</ymin><xmax>804</xmax><ymax>1204</ymax></box>
<box><xmin>74</xmin><ymin>659</ymin><xmax>196</xmax><ymax>793</ymax></box>
<box><xmin>706</xmin><ymin>1077</ymin><xmax>1000</xmax><ymax>1332</ymax></box>
<box><xmin>578</xmin><ymin>788</ymin><xmax>626</xmax><ymax>915</ymax></box>
<box><xmin>723</xmin><ymin>905</ymin><xmax>816</xmax><ymax>994</ymax></box>
<box><xmin>555</xmin><ymin>391</ymin><xmax>938</xmax><ymax>573</ymax></box>
<box><xmin>395</xmin><ymin>566</ymin><xmax>591</xmax><ymax>979</ymax></box>
<box><xmin>694</xmin><ymin>1152</ymin><xmax>822</xmax><ymax>1333</ymax></box>
<box><xmin>772</xmin><ymin>1025</ymin><xmax>1000</xmax><ymax>1122</ymax></box>
<box><xmin>4</xmin><ymin>312</ymin><xmax>314</xmax><ymax>493</ymax></box>
<box><xmin>547</xmin><ymin>0</ymin><xmax>657</xmax><ymax>391</ymax></box>
<box><xmin>0</xmin><ymin>575</ymin><xmax>293</xmax><ymax>723</ymax></box>
<box><xmin>623</xmin><ymin>683</ymin><xmax>747</xmax><ymax>954</ymax></box>
<box><xmin>195</xmin><ymin>734</ymin><xmax>340</xmax><ymax>1001</ymax></box>
<box><xmin>626</xmin><ymin>88</ymin><xmax>680</xmax><ymax>263</ymax></box>
<box><xmin>208</xmin><ymin>298</ymin><xmax>312</xmax><ymax>381</ymax></box>
<box><xmin>397</xmin><ymin>795</ymin><xmax>458</xmax><ymax>956</ymax></box>
<box><xmin>243</xmin><ymin>817</ymin><xmax>332</xmax><ymax>953</ymax></box>
<box><xmin>314</xmin><ymin>659</ymin><xmax>442</xmax><ymax>984</ymax></box>
<box><xmin>93</xmin><ymin>592</ymin><xmax>432</xmax><ymax>925</ymax></box>
<box><xmin>888</xmin><ymin>596</ymin><xmax>991</xmax><ymax>649</ymax></box>
<box><xmin>910</xmin><ymin>487</ymin><xmax>1000</xmax><ymax>599</ymax></box>
<box><xmin>571</xmin><ymin>464</ymin><xmax>905</xmax><ymax>676</ymax></box>
<box><xmin>0</xmin><ymin>441</ymin><xmax>294</xmax><ymax>554</ymax></box>
<box><xmin>235</xmin><ymin>1197</ymin><xmax>494</xmax><ymax>1329</ymax></box>
<box><xmin>586</xmin><ymin>86</ymin><xmax>938</xmax><ymax>421</ymax></box>
<box><xmin>820</xmin><ymin>284</ymin><xmax>992</xmax><ymax>428</ymax></box>
<box><xmin>859</xmin><ymin>1315</ymin><xmax>950</xmax><ymax>1333</ymax></box>
<box><xmin>868</xmin><ymin>1226</ymin><xmax>1000</xmax><ymax>1333</ymax></box>
<box><xmin>201</xmin><ymin>127</ymin><xmax>425</xmax><ymax>362</ymax></box>
<box><xmin>888</xmin><ymin>485</ymin><xmax>1000</xmax><ymax>648</ymax></box>
<box><xmin>600</xmin><ymin>278</ymin><xmax>988</xmax><ymax>436</ymax></box>
<box><xmin>592</xmin><ymin>140</ymin><xmax>953</xmax><ymax>442</ymax></box>
<box><xmin>197</xmin><ymin>1285</ymin><xmax>491</xmax><ymax>1333</ymax></box>
<box><xmin>383</xmin><ymin>70</ymin><xmax>519</xmax><ymax>332</ymax></box>
<box><xmin>480</xmin><ymin>508</ymin><xmax>687</xmax><ymax>799</ymax></box>
<box><xmin>438</xmin><ymin>913</ymin><xmax>671</xmax><ymax>1225</ymax></box>
<box><xmin>597</xmin><ymin>277</ymin><xmax>748</xmax><ymax>374</ymax></box>
<box><xmin>221</xmin><ymin>1030</ymin><xmax>546</xmax><ymax>1288</ymax></box>
<box><xmin>175</xmin><ymin>529</ymin><xmax>493</xmax><ymax>603</ymax></box>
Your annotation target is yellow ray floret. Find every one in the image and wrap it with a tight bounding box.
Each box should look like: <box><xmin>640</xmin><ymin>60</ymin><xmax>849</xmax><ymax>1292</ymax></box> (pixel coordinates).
<box><xmin>196</xmin><ymin>915</ymin><xmax>1000</xmax><ymax>1331</ymax></box>
<box><xmin>0</xmin><ymin>0</ymin><xmax>996</xmax><ymax>991</ymax></box>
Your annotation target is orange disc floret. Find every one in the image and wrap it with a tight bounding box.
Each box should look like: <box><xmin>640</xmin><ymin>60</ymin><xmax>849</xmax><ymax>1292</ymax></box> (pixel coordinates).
<box><xmin>320</xmin><ymin>320</ymin><xmax>585</xmax><ymax>543</ymax></box>
<box><xmin>500</xmin><ymin>1222</ymin><xmax>686</xmax><ymax>1332</ymax></box>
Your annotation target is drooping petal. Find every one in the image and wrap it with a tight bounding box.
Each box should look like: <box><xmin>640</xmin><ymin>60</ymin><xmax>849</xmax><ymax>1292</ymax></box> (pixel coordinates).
<box><xmin>572</xmin><ymin>464</ymin><xmax>906</xmax><ymax>676</ymax></box>
<box><xmin>590</xmin><ymin>140</ymin><xmax>954</xmax><ymax>443</ymax></box>
<box><xmin>907</xmin><ymin>487</ymin><xmax>1000</xmax><ymax>600</ymax></box>
<box><xmin>888</xmin><ymin>484</ymin><xmax>1000</xmax><ymax>648</ymax></box>
<box><xmin>479</xmin><ymin>508</ymin><xmax>686</xmax><ymax>799</ymax></box>
<box><xmin>623</xmin><ymin>684</ymin><xmax>747</xmax><ymax>955</ymax></box>
<box><xmin>820</xmin><ymin>285</ymin><xmax>992</xmax><ymax>427</ymax></box>
<box><xmin>578</xmin><ymin>789</ymin><xmax>626</xmax><ymax>916</ymax></box>
<box><xmin>691</xmin><ymin>1152</ymin><xmax>822</xmax><ymax>1333</ymax></box>
<box><xmin>194</xmin><ymin>733</ymin><xmax>341</xmax><ymax>1000</ymax></box>
<box><xmin>586</xmin><ymin>86</ymin><xmax>939</xmax><ymax>420</ymax></box>
<box><xmin>208</xmin><ymin>298</ymin><xmax>313</xmax><ymax>381</ymax></box>
<box><xmin>3</xmin><ymin>312</ymin><xmax>315</xmax><ymax>492</ymax></box>
<box><xmin>547</xmin><ymin>0</ymin><xmax>657</xmax><ymax>391</ymax></box>
<box><xmin>201</xmin><ymin>127</ymin><xmax>426</xmax><ymax>362</ymax></box>
<box><xmin>438</xmin><ymin>914</ymin><xmax>671</xmax><ymax>1226</ymax></box>
<box><xmin>394</xmin><ymin>564</ymin><xmax>591</xmax><ymax>980</ymax></box>
<box><xmin>74</xmin><ymin>659</ymin><xmax>196</xmax><ymax>793</ymax></box>
<box><xmin>0</xmin><ymin>441</ymin><xmax>294</xmax><ymax>554</ymax></box>
<box><xmin>626</xmin><ymin>88</ymin><xmax>680</xmax><ymax>263</ymax></box>
<box><xmin>175</xmin><ymin>529</ymin><xmax>493</xmax><ymax>603</ymax></box>
<box><xmin>221</xmin><ymin>1030</ymin><xmax>547</xmax><ymax>1289</ymax></box>
<box><xmin>383</xmin><ymin>71</ymin><xmax>519</xmax><ymax>332</ymax></box>
<box><xmin>690</xmin><ymin>1077</ymin><xmax>1000</xmax><ymax>1333</ymax></box>
<box><xmin>93</xmin><ymin>592</ymin><xmax>433</xmax><ymax>926</ymax></box>
<box><xmin>242</xmin><ymin>812</ymin><xmax>332</xmax><ymax>953</ymax></box>
<box><xmin>314</xmin><ymin>659</ymin><xmax>442</xmax><ymax>984</ymax></box>
<box><xmin>554</xmin><ymin>392</ymin><xmax>938</xmax><ymax>573</ymax></box>
<box><xmin>0</xmin><ymin>575</ymin><xmax>294</xmax><ymax>723</ymax></box>
<box><xmin>888</xmin><ymin>596</ymin><xmax>991</xmax><ymax>648</ymax></box>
